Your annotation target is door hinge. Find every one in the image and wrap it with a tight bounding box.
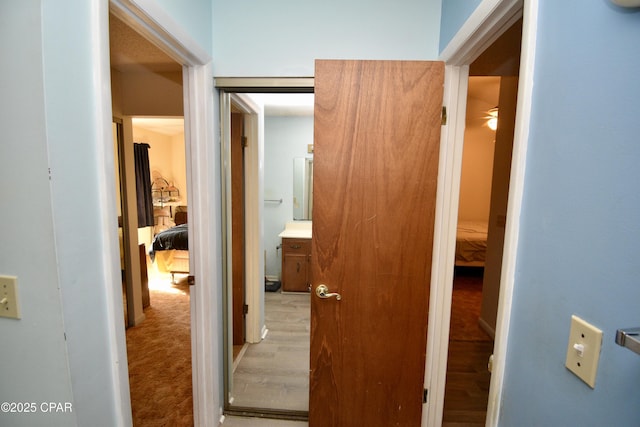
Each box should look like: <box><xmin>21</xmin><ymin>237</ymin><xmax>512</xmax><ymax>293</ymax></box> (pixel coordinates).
<box><xmin>241</xmin><ymin>135</ymin><xmax>248</xmax><ymax>148</ymax></box>
<box><xmin>441</xmin><ymin>106</ymin><xmax>447</xmax><ymax>125</ymax></box>
<box><xmin>243</xmin><ymin>304</ymin><xmax>249</xmax><ymax>315</ymax></box>
<box><xmin>187</xmin><ymin>275</ymin><xmax>195</xmax><ymax>286</ymax></box>
<box><xmin>423</xmin><ymin>388</ymin><xmax>428</xmax><ymax>403</ymax></box>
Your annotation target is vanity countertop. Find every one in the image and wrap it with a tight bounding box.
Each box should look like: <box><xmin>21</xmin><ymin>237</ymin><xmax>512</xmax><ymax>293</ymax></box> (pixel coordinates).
<box><xmin>278</xmin><ymin>221</ymin><xmax>312</xmax><ymax>239</ymax></box>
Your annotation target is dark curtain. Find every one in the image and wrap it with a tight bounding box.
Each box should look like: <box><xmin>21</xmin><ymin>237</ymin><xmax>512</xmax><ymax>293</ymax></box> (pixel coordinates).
<box><xmin>134</xmin><ymin>143</ymin><xmax>154</xmax><ymax>228</ymax></box>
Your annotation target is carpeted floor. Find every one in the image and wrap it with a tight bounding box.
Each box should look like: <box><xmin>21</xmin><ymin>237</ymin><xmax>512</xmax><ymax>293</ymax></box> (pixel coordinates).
<box><xmin>125</xmin><ymin>274</ymin><xmax>193</xmax><ymax>427</ymax></box>
<box><xmin>124</xmin><ymin>268</ymin><xmax>489</xmax><ymax>426</ymax></box>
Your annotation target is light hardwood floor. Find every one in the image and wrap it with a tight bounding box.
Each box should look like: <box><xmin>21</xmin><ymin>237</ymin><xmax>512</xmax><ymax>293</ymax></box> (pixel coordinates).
<box><xmin>231</xmin><ymin>292</ymin><xmax>310</xmax><ymax>411</ymax></box>
<box><xmin>229</xmin><ymin>274</ymin><xmax>491</xmax><ymax>426</ymax></box>
<box><xmin>223</xmin><ymin>416</ymin><xmax>307</xmax><ymax>427</ymax></box>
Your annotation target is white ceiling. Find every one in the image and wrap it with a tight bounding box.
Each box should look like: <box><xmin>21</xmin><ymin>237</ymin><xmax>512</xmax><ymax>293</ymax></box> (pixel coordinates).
<box><xmin>246</xmin><ymin>93</ymin><xmax>315</xmax><ymax>116</ymax></box>
<box><xmin>132</xmin><ymin>117</ymin><xmax>184</xmax><ymax>136</ymax></box>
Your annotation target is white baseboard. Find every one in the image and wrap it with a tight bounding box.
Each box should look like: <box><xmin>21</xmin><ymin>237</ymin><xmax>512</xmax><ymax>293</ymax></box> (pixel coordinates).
<box><xmin>133</xmin><ymin>313</ymin><xmax>146</xmax><ymax>326</ymax></box>
<box><xmin>232</xmin><ymin>343</ymin><xmax>249</xmax><ymax>373</ymax></box>
<box><xmin>479</xmin><ymin>317</ymin><xmax>496</xmax><ymax>340</ymax></box>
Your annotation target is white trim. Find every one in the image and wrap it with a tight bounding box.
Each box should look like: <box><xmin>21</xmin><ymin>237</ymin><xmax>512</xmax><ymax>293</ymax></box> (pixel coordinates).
<box><xmin>110</xmin><ymin>0</ymin><xmax>210</xmax><ymax>66</ymax></box>
<box><xmin>219</xmin><ymin>92</ymin><xmax>234</xmax><ymax>405</ymax></box>
<box><xmin>106</xmin><ymin>2</ymin><xmax>218</xmax><ymax>426</ymax></box>
<box><xmin>230</xmin><ymin>93</ymin><xmax>265</xmax><ymax>344</ymax></box>
<box><xmin>479</xmin><ymin>317</ymin><xmax>497</xmax><ymax>340</ymax></box>
<box><xmin>424</xmin><ymin>64</ymin><xmax>470</xmax><ymax>427</ymax></box>
<box><xmin>426</xmin><ymin>0</ymin><xmax>537</xmax><ymax>425</ymax></box>
<box><xmin>184</xmin><ymin>62</ymin><xmax>220</xmax><ymax>427</ymax></box>
<box><xmin>93</xmin><ymin>3</ymin><xmax>132</xmax><ymax>424</ymax></box>
<box><xmin>487</xmin><ymin>1</ymin><xmax>537</xmax><ymax>425</ymax></box>
<box><xmin>439</xmin><ymin>0</ymin><xmax>523</xmax><ymax>66</ymax></box>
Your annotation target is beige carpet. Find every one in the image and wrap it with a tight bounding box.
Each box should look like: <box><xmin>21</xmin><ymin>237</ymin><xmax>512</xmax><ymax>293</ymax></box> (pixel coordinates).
<box><xmin>125</xmin><ymin>275</ymin><xmax>193</xmax><ymax>426</ymax></box>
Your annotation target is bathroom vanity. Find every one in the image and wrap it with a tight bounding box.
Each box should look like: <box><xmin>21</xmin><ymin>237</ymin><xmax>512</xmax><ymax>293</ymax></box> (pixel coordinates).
<box><xmin>279</xmin><ymin>221</ymin><xmax>312</xmax><ymax>292</ymax></box>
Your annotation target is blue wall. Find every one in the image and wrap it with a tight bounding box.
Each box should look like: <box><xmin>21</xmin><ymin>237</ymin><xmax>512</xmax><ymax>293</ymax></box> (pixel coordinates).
<box><xmin>154</xmin><ymin>0</ymin><xmax>213</xmax><ymax>54</ymax></box>
<box><xmin>263</xmin><ymin>115</ymin><xmax>314</xmax><ymax>278</ymax></box>
<box><xmin>212</xmin><ymin>0</ymin><xmax>441</xmax><ymax>76</ymax></box>
<box><xmin>439</xmin><ymin>0</ymin><xmax>483</xmax><ymax>51</ymax></box>
<box><xmin>502</xmin><ymin>2</ymin><xmax>640</xmax><ymax>424</ymax></box>
<box><xmin>1</xmin><ymin>0</ymin><xmax>216</xmax><ymax>425</ymax></box>
<box><xmin>442</xmin><ymin>1</ymin><xmax>640</xmax><ymax>425</ymax></box>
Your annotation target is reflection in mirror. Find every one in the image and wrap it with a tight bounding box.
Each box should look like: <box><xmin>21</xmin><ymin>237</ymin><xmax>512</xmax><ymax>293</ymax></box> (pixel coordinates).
<box><xmin>223</xmin><ymin>92</ymin><xmax>314</xmax><ymax>417</ymax></box>
<box><xmin>293</xmin><ymin>157</ymin><xmax>313</xmax><ymax>220</ymax></box>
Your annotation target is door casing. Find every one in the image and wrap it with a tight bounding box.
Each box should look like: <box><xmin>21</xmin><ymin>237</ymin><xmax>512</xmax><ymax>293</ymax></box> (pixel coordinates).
<box><xmin>106</xmin><ymin>1</ymin><xmax>218</xmax><ymax>425</ymax></box>
<box><xmin>427</xmin><ymin>0</ymin><xmax>537</xmax><ymax>426</ymax></box>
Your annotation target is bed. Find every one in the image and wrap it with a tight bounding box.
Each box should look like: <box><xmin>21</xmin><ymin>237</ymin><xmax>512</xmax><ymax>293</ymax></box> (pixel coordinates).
<box><xmin>455</xmin><ymin>220</ymin><xmax>488</xmax><ymax>267</ymax></box>
<box><xmin>150</xmin><ymin>223</ymin><xmax>189</xmax><ymax>282</ymax></box>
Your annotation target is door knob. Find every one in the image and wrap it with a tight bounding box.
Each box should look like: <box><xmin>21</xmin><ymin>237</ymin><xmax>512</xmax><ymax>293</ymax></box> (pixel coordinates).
<box><xmin>315</xmin><ymin>284</ymin><xmax>342</xmax><ymax>300</ymax></box>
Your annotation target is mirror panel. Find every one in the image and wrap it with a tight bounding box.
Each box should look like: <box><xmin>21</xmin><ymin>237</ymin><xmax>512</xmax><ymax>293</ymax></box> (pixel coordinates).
<box><xmin>293</xmin><ymin>157</ymin><xmax>313</xmax><ymax>220</ymax></box>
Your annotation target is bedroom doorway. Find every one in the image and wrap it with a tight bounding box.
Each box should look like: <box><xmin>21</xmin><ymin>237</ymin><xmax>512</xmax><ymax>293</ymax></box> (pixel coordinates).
<box><xmin>443</xmin><ymin>18</ymin><xmax>522</xmax><ymax>426</ymax></box>
<box><xmin>109</xmin><ymin>11</ymin><xmax>194</xmax><ymax>425</ymax></box>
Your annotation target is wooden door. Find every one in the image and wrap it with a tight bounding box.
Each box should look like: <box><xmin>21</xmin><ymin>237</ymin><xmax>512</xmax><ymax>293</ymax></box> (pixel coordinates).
<box><xmin>310</xmin><ymin>60</ymin><xmax>444</xmax><ymax>426</ymax></box>
<box><xmin>231</xmin><ymin>112</ymin><xmax>245</xmax><ymax>345</ymax></box>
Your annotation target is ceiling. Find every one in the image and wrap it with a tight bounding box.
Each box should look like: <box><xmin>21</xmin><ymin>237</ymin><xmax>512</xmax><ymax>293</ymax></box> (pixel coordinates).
<box><xmin>109</xmin><ymin>14</ymin><xmax>181</xmax><ymax>74</ymax></box>
<box><xmin>110</xmin><ymin>13</ymin><xmax>499</xmax><ymax>131</ymax></box>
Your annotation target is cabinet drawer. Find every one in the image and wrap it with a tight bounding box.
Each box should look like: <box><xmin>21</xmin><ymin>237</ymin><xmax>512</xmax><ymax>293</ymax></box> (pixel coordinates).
<box><xmin>282</xmin><ymin>238</ymin><xmax>311</xmax><ymax>254</ymax></box>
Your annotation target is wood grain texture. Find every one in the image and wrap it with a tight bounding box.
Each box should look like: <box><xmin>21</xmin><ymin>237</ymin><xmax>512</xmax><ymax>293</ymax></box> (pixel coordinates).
<box><xmin>232</xmin><ymin>112</ymin><xmax>246</xmax><ymax>345</ymax></box>
<box><xmin>282</xmin><ymin>238</ymin><xmax>312</xmax><ymax>292</ymax></box>
<box><xmin>310</xmin><ymin>60</ymin><xmax>444</xmax><ymax>427</ymax></box>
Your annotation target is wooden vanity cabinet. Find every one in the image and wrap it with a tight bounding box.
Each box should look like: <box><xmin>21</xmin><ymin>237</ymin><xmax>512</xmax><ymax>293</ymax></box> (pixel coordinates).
<box><xmin>281</xmin><ymin>238</ymin><xmax>311</xmax><ymax>292</ymax></box>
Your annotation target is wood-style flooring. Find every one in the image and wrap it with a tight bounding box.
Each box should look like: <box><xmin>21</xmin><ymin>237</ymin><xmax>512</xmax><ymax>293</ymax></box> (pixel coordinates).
<box><xmin>443</xmin><ymin>268</ymin><xmax>494</xmax><ymax>427</ymax></box>
<box><xmin>231</xmin><ymin>292</ymin><xmax>310</xmax><ymax>411</ymax></box>
<box><xmin>126</xmin><ymin>268</ymin><xmax>491</xmax><ymax>426</ymax></box>
<box><xmin>231</xmin><ymin>271</ymin><xmax>492</xmax><ymax>425</ymax></box>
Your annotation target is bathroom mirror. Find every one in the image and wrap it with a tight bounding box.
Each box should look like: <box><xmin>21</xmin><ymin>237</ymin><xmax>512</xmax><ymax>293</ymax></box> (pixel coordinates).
<box><xmin>293</xmin><ymin>157</ymin><xmax>313</xmax><ymax>220</ymax></box>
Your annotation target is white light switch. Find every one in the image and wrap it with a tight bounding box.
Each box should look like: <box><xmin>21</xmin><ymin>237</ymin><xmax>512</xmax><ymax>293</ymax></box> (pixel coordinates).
<box><xmin>0</xmin><ymin>275</ymin><xmax>21</xmax><ymax>319</ymax></box>
<box><xmin>565</xmin><ymin>315</ymin><xmax>602</xmax><ymax>388</ymax></box>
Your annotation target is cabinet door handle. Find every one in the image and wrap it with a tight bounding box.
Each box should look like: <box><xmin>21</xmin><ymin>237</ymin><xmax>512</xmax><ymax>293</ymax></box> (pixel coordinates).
<box><xmin>296</xmin><ymin>262</ymin><xmax>300</xmax><ymax>273</ymax></box>
<box><xmin>290</xmin><ymin>244</ymin><xmax>302</xmax><ymax>249</ymax></box>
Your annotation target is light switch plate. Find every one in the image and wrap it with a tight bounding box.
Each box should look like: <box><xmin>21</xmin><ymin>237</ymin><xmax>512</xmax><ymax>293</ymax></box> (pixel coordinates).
<box><xmin>565</xmin><ymin>315</ymin><xmax>602</xmax><ymax>388</ymax></box>
<box><xmin>0</xmin><ymin>275</ymin><xmax>21</xmax><ymax>319</ymax></box>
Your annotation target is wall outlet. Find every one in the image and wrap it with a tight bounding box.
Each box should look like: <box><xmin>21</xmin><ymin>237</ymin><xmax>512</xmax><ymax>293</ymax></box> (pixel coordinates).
<box><xmin>0</xmin><ymin>275</ymin><xmax>21</xmax><ymax>319</ymax></box>
<box><xmin>565</xmin><ymin>315</ymin><xmax>602</xmax><ymax>388</ymax></box>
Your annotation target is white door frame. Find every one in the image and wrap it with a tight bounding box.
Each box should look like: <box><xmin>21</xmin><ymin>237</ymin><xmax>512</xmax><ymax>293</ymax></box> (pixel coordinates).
<box><xmin>218</xmin><ymin>92</ymin><xmax>265</xmax><ymax>405</ymax></box>
<box><xmin>107</xmin><ymin>1</ymin><xmax>219</xmax><ymax>425</ymax></box>
<box><xmin>424</xmin><ymin>0</ymin><xmax>538</xmax><ymax>426</ymax></box>
<box><xmin>222</xmin><ymin>92</ymin><xmax>265</xmax><ymax>346</ymax></box>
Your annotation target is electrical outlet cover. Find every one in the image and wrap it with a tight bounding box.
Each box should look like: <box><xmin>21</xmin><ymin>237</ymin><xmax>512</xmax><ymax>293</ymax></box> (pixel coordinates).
<box><xmin>565</xmin><ymin>315</ymin><xmax>602</xmax><ymax>388</ymax></box>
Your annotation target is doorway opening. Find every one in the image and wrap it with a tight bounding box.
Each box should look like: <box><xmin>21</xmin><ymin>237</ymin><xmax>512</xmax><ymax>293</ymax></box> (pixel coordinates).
<box><xmin>103</xmin><ymin>0</ymin><xmax>215</xmax><ymax>425</ymax></box>
<box><xmin>109</xmin><ymin>11</ymin><xmax>192</xmax><ymax>424</ymax></box>
<box><xmin>220</xmin><ymin>89</ymin><xmax>314</xmax><ymax>420</ymax></box>
<box><xmin>443</xmin><ymin>17</ymin><xmax>522</xmax><ymax>426</ymax></box>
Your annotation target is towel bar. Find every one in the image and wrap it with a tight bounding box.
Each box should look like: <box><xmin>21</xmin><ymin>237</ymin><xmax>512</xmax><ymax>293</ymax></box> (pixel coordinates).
<box><xmin>615</xmin><ymin>327</ymin><xmax>640</xmax><ymax>356</ymax></box>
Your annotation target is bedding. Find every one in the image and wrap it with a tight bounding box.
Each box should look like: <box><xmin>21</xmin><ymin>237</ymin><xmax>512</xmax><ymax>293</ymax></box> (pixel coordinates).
<box><xmin>150</xmin><ymin>224</ymin><xmax>188</xmax><ymax>259</ymax></box>
<box><xmin>150</xmin><ymin>224</ymin><xmax>189</xmax><ymax>281</ymax></box>
<box><xmin>455</xmin><ymin>220</ymin><xmax>488</xmax><ymax>267</ymax></box>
